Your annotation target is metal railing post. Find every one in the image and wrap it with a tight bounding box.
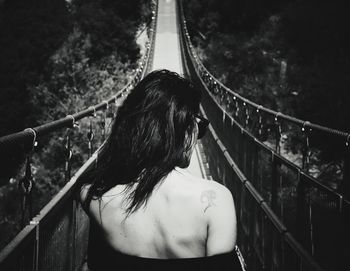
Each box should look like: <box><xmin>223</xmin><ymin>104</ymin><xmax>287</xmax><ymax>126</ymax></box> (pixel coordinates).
<box><xmin>71</xmin><ymin>199</ymin><xmax>77</xmax><ymax>271</ymax></box>
<box><xmin>271</xmin><ymin>115</ymin><xmax>281</xmax><ymax>213</ymax></box>
<box><xmin>296</xmin><ymin>171</ymin><xmax>309</xmax><ymax>250</ymax></box>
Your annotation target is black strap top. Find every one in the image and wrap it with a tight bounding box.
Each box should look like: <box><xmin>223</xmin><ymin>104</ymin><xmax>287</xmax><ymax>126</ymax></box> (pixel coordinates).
<box><xmin>87</xmin><ymin>225</ymin><xmax>244</xmax><ymax>271</ymax></box>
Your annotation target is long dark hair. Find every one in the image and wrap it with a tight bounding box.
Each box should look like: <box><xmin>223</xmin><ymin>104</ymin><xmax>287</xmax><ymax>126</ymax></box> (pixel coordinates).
<box><xmin>79</xmin><ymin>69</ymin><xmax>201</xmax><ymax>214</ymax></box>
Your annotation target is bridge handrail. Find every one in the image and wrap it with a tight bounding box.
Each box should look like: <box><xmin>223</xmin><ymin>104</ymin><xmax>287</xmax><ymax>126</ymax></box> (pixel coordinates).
<box><xmin>198</xmin><ymin>59</ymin><xmax>348</xmax><ymax>138</ymax></box>
<box><xmin>200</xmin><ymin>106</ymin><xmax>326</xmax><ymax>271</ymax></box>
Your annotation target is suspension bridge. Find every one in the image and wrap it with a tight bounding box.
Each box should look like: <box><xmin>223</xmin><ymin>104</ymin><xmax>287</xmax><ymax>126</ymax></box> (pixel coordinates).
<box><xmin>0</xmin><ymin>0</ymin><xmax>349</xmax><ymax>270</ymax></box>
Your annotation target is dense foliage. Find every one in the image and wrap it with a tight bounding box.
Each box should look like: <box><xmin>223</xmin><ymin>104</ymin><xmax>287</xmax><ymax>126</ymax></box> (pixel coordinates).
<box><xmin>184</xmin><ymin>0</ymin><xmax>350</xmax><ymax>133</ymax></box>
<box><xmin>0</xmin><ymin>0</ymin><xmax>151</xmax><ymax>250</ymax></box>
<box><xmin>184</xmin><ymin>0</ymin><xmax>349</xmax><ymax>176</ymax></box>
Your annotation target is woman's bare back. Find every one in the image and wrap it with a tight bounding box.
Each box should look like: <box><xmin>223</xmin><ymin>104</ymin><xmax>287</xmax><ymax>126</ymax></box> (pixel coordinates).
<box><xmin>82</xmin><ymin>168</ymin><xmax>236</xmax><ymax>258</ymax></box>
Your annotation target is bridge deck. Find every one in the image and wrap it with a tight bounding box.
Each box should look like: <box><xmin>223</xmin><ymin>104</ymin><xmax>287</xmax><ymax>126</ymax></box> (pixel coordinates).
<box><xmin>151</xmin><ymin>0</ymin><xmax>207</xmax><ymax>178</ymax></box>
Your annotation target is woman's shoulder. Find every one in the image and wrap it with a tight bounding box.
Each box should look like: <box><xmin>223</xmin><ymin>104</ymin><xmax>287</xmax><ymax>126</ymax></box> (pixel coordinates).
<box><xmin>200</xmin><ymin>178</ymin><xmax>232</xmax><ymax>196</ymax></box>
<box><xmin>197</xmin><ymin>180</ymin><xmax>235</xmax><ymax>216</ymax></box>
<box><xmin>183</xmin><ymin>173</ymin><xmax>233</xmax><ymax>203</ymax></box>
<box><xmin>169</xmin><ymin>169</ymin><xmax>235</xmax><ymax>215</ymax></box>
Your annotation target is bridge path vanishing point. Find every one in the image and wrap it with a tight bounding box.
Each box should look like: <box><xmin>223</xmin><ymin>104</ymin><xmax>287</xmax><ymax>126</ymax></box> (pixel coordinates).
<box><xmin>151</xmin><ymin>0</ymin><xmax>207</xmax><ymax>178</ymax></box>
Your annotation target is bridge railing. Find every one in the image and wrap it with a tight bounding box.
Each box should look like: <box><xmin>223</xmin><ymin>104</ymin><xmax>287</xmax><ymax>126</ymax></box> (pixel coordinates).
<box><xmin>178</xmin><ymin>1</ymin><xmax>349</xmax><ymax>270</ymax></box>
<box><xmin>0</xmin><ymin>1</ymin><xmax>158</xmax><ymax>270</ymax></box>
<box><xmin>200</xmin><ymin>105</ymin><xmax>325</xmax><ymax>271</ymax></box>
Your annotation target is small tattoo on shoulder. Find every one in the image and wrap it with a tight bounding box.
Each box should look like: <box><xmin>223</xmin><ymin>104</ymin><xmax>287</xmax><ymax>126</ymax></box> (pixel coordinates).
<box><xmin>200</xmin><ymin>190</ymin><xmax>216</xmax><ymax>213</ymax></box>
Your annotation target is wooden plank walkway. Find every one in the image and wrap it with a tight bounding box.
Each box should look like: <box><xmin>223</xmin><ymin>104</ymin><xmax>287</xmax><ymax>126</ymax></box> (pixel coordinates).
<box><xmin>151</xmin><ymin>0</ymin><xmax>208</xmax><ymax>178</ymax></box>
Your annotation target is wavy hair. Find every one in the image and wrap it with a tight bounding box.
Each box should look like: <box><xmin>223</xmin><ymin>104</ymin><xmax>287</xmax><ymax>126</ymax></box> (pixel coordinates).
<box><xmin>80</xmin><ymin>69</ymin><xmax>201</xmax><ymax>214</ymax></box>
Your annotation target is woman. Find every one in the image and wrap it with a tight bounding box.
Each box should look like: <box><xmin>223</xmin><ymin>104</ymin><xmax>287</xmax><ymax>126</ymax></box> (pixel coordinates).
<box><xmin>79</xmin><ymin>70</ymin><xmax>241</xmax><ymax>270</ymax></box>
